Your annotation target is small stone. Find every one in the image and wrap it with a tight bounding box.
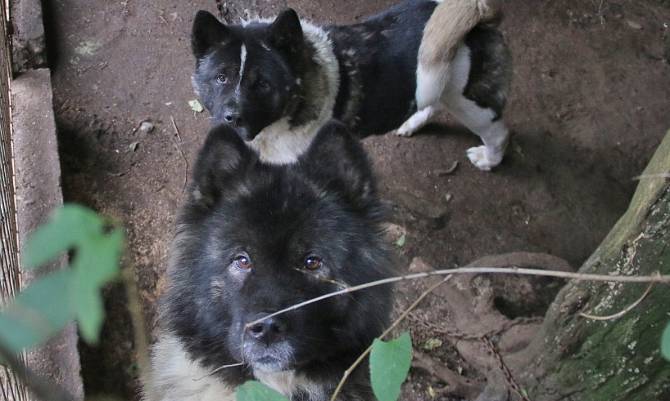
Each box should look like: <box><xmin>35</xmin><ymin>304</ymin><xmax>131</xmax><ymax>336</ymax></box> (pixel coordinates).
<box><xmin>139</xmin><ymin>121</ymin><xmax>154</xmax><ymax>134</ymax></box>
<box><xmin>444</xmin><ymin>193</ymin><xmax>453</xmax><ymax>203</ymax></box>
<box><xmin>409</xmin><ymin>257</ymin><xmax>433</xmax><ymax>273</ymax></box>
<box><xmin>626</xmin><ymin>20</ymin><xmax>642</xmax><ymax>30</ymax></box>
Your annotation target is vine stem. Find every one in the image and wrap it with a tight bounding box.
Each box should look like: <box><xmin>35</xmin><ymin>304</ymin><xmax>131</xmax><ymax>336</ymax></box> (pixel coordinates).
<box><xmin>329</xmin><ymin>276</ymin><xmax>452</xmax><ymax>401</ymax></box>
<box><xmin>246</xmin><ymin>266</ymin><xmax>670</xmax><ymax>328</ymax></box>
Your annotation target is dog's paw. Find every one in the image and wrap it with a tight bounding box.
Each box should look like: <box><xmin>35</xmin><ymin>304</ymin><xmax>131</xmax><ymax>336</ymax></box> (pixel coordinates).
<box><xmin>395</xmin><ymin>123</ymin><xmax>416</xmax><ymax>137</ymax></box>
<box><xmin>466</xmin><ymin>146</ymin><xmax>502</xmax><ymax>171</ymax></box>
<box><xmin>395</xmin><ymin>107</ymin><xmax>436</xmax><ymax>137</ymax></box>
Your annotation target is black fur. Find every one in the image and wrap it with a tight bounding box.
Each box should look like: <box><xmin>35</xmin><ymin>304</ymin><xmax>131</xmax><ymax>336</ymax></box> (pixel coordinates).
<box><xmin>161</xmin><ymin>121</ymin><xmax>394</xmax><ymax>400</ymax></box>
<box><xmin>191</xmin><ymin>0</ymin><xmax>508</xmax><ymax>141</ymax></box>
<box><xmin>327</xmin><ymin>0</ymin><xmax>437</xmax><ymax>135</ymax></box>
<box><xmin>463</xmin><ymin>25</ymin><xmax>511</xmax><ymax>121</ymax></box>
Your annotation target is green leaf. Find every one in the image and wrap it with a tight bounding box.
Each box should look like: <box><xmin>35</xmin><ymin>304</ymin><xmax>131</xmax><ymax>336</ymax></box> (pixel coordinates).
<box><xmin>370</xmin><ymin>332</ymin><xmax>413</xmax><ymax>401</ymax></box>
<box><xmin>188</xmin><ymin>99</ymin><xmax>204</xmax><ymax>113</ymax></box>
<box><xmin>70</xmin><ymin>227</ymin><xmax>123</xmax><ymax>343</ymax></box>
<box><xmin>22</xmin><ymin>205</ymin><xmax>103</xmax><ymax>269</ymax></box>
<box><xmin>395</xmin><ymin>234</ymin><xmax>406</xmax><ymax>248</ymax></box>
<box><xmin>236</xmin><ymin>381</ymin><xmax>289</xmax><ymax>401</ymax></box>
<box><xmin>662</xmin><ymin>322</ymin><xmax>670</xmax><ymax>361</ymax></box>
<box><xmin>11</xmin><ymin>204</ymin><xmax>124</xmax><ymax>348</ymax></box>
<box><xmin>0</xmin><ymin>270</ymin><xmax>76</xmax><ymax>351</ymax></box>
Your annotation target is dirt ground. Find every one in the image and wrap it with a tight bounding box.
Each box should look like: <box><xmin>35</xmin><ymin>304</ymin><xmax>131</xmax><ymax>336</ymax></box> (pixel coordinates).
<box><xmin>43</xmin><ymin>0</ymin><xmax>670</xmax><ymax>399</ymax></box>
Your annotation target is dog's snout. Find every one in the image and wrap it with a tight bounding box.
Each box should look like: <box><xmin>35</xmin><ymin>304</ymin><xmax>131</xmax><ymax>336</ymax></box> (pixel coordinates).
<box><xmin>246</xmin><ymin>314</ymin><xmax>286</xmax><ymax>343</ymax></box>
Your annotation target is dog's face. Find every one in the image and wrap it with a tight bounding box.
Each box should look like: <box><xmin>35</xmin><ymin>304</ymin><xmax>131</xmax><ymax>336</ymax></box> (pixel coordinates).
<box><xmin>191</xmin><ymin>10</ymin><xmax>306</xmax><ymax>141</ymax></box>
<box><xmin>164</xmin><ymin>121</ymin><xmax>392</xmax><ymax>376</ymax></box>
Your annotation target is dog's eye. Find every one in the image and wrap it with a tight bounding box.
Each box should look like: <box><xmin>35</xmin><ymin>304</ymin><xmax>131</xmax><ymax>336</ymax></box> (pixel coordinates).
<box><xmin>216</xmin><ymin>73</ymin><xmax>228</xmax><ymax>85</ymax></box>
<box><xmin>232</xmin><ymin>254</ymin><xmax>252</xmax><ymax>270</ymax></box>
<box><xmin>304</xmin><ymin>256</ymin><xmax>323</xmax><ymax>271</ymax></box>
<box><xmin>256</xmin><ymin>78</ymin><xmax>271</xmax><ymax>92</ymax></box>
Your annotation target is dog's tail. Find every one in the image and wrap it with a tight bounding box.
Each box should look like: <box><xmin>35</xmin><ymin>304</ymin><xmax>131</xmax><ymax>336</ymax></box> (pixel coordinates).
<box><xmin>416</xmin><ymin>0</ymin><xmax>501</xmax><ymax>108</ymax></box>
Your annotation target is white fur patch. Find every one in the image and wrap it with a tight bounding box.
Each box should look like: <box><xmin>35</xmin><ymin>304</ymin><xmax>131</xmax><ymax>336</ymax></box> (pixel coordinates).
<box><xmin>143</xmin><ymin>335</ymin><xmax>236</xmax><ymax>401</ymax></box>
<box><xmin>239</xmin><ymin>44</ymin><xmax>248</xmax><ymax>81</ymax></box>
<box><xmin>144</xmin><ymin>334</ymin><xmax>325</xmax><ymax>401</ymax></box>
<box><xmin>413</xmin><ymin>45</ymin><xmax>509</xmax><ymax>170</ymax></box>
<box><xmin>247</xmin><ymin>20</ymin><xmax>340</xmax><ymax>164</ymax></box>
<box><xmin>396</xmin><ymin>105</ymin><xmax>439</xmax><ymax>137</ymax></box>
<box><xmin>254</xmin><ymin>370</ymin><xmax>325</xmax><ymax>400</ymax></box>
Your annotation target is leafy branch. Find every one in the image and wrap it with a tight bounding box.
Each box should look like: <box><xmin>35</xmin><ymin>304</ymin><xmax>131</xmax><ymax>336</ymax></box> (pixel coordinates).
<box><xmin>0</xmin><ymin>204</ymin><xmax>124</xmax><ymax>401</ymax></box>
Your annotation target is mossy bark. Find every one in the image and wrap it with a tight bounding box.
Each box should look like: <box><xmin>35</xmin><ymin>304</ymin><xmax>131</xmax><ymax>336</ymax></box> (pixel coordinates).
<box><xmin>516</xmin><ymin>131</ymin><xmax>670</xmax><ymax>401</ymax></box>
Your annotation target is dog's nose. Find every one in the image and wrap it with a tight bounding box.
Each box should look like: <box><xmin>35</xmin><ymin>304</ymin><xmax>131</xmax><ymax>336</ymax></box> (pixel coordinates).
<box><xmin>246</xmin><ymin>314</ymin><xmax>286</xmax><ymax>343</ymax></box>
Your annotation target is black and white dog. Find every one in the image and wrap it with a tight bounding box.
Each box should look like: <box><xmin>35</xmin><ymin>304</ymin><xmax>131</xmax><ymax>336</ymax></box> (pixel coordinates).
<box><xmin>144</xmin><ymin>121</ymin><xmax>394</xmax><ymax>401</ymax></box>
<box><xmin>191</xmin><ymin>0</ymin><xmax>511</xmax><ymax>170</ymax></box>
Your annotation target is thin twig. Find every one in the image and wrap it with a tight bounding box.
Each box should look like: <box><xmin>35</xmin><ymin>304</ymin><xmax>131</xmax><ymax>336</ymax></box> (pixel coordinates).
<box><xmin>292</xmin><ymin>268</ymin><xmax>349</xmax><ymax>289</ymax></box>
<box><xmin>435</xmin><ymin>161</ymin><xmax>459</xmax><ymax>176</ymax></box>
<box><xmin>245</xmin><ymin>267</ymin><xmax>670</xmax><ymax>329</ymax></box>
<box><xmin>170</xmin><ymin>116</ymin><xmax>189</xmax><ymax>192</ymax></box>
<box><xmin>329</xmin><ymin>276</ymin><xmax>452</xmax><ymax>401</ymax></box>
<box><xmin>193</xmin><ymin>362</ymin><xmax>245</xmax><ymax>381</ymax></box>
<box><xmin>0</xmin><ymin>340</ymin><xmax>75</xmax><ymax>401</ymax></box>
<box><xmin>122</xmin><ymin>267</ymin><xmax>151</xmax><ymax>377</ymax></box>
<box><xmin>632</xmin><ymin>173</ymin><xmax>670</xmax><ymax>181</ymax></box>
<box><xmin>579</xmin><ymin>280</ymin><xmax>656</xmax><ymax>321</ymax></box>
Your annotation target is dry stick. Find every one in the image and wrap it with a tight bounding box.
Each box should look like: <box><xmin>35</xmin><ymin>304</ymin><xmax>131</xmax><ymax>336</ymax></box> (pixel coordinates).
<box><xmin>169</xmin><ymin>116</ymin><xmax>189</xmax><ymax>192</ymax></box>
<box><xmin>329</xmin><ymin>276</ymin><xmax>452</xmax><ymax>401</ymax></box>
<box><xmin>579</xmin><ymin>280</ymin><xmax>656</xmax><ymax>321</ymax></box>
<box><xmin>122</xmin><ymin>267</ymin><xmax>151</xmax><ymax>377</ymax></box>
<box><xmin>245</xmin><ymin>267</ymin><xmax>670</xmax><ymax>329</ymax></box>
<box><xmin>193</xmin><ymin>362</ymin><xmax>245</xmax><ymax>381</ymax></box>
<box><xmin>632</xmin><ymin>173</ymin><xmax>670</xmax><ymax>180</ymax></box>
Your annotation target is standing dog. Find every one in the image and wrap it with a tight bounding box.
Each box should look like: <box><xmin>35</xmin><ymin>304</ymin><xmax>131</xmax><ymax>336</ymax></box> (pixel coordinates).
<box><xmin>144</xmin><ymin>121</ymin><xmax>395</xmax><ymax>401</ymax></box>
<box><xmin>191</xmin><ymin>0</ymin><xmax>511</xmax><ymax>170</ymax></box>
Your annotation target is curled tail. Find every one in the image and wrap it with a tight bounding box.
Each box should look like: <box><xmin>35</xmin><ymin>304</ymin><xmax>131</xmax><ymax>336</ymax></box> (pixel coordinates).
<box><xmin>416</xmin><ymin>0</ymin><xmax>502</xmax><ymax>108</ymax></box>
<box><xmin>420</xmin><ymin>0</ymin><xmax>501</xmax><ymax>65</ymax></box>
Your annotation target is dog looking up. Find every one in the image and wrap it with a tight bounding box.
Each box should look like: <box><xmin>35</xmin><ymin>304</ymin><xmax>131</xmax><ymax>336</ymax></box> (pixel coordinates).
<box><xmin>143</xmin><ymin>121</ymin><xmax>394</xmax><ymax>401</ymax></box>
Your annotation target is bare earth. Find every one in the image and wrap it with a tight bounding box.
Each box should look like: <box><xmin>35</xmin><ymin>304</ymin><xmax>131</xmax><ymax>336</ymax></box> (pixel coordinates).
<box><xmin>44</xmin><ymin>0</ymin><xmax>670</xmax><ymax>399</ymax></box>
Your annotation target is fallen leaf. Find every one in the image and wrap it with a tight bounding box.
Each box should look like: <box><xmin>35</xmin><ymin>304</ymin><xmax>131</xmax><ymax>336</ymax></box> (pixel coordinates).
<box><xmin>188</xmin><ymin>99</ymin><xmax>204</xmax><ymax>113</ymax></box>
<box><xmin>423</xmin><ymin>338</ymin><xmax>443</xmax><ymax>351</ymax></box>
<box><xmin>395</xmin><ymin>233</ymin><xmax>406</xmax><ymax>248</ymax></box>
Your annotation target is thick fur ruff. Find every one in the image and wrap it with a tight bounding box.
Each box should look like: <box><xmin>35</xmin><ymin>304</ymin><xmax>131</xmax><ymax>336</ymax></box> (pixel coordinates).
<box><xmin>144</xmin><ymin>121</ymin><xmax>394</xmax><ymax>401</ymax></box>
<box><xmin>247</xmin><ymin>22</ymin><xmax>339</xmax><ymax>164</ymax></box>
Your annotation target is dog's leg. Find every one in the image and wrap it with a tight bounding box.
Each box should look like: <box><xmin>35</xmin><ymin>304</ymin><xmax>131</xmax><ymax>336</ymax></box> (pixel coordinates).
<box><xmin>446</xmin><ymin>94</ymin><xmax>509</xmax><ymax>171</ymax></box>
<box><xmin>395</xmin><ymin>105</ymin><xmax>440</xmax><ymax>137</ymax></box>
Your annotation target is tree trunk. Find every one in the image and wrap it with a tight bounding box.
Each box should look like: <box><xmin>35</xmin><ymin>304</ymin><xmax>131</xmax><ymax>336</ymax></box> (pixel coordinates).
<box><xmin>515</xmin><ymin>131</ymin><xmax>670</xmax><ymax>401</ymax></box>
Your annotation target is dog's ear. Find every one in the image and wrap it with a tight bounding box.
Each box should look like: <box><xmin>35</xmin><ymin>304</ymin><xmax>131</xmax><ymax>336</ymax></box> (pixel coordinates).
<box><xmin>192</xmin><ymin>10</ymin><xmax>232</xmax><ymax>59</ymax></box>
<box><xmin>190</xmin><ymin>125</ymin><xmax>254</xmax><ymax>209</ymax></box>
<box><xmin>301</xmin><ymin>120</ymin><xmax>377</xmax><ymax>210</ymax></box>
<box><xmin>268</xmin><ymin>9</ymin><xmax>304</xmax><ymax>53</ymax></box>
